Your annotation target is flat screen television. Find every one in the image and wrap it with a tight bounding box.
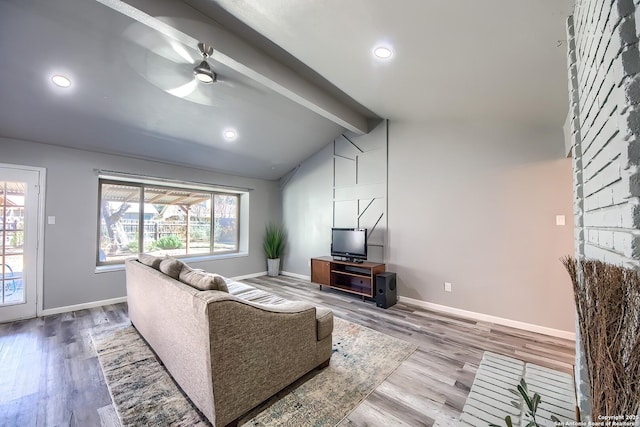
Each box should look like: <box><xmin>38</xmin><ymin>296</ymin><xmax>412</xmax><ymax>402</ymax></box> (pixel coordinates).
<box><xmin>331</xmin><ymin>228</ymin><xmax>367</xmax><ymax>262</ymax></box>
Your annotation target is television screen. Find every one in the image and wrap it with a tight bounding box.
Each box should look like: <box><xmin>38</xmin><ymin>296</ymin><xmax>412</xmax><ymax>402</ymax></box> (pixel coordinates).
<box><xmin>331</xmin><ymin>228</ymin><xmax>367</xmax><ymax>260</ymax></box>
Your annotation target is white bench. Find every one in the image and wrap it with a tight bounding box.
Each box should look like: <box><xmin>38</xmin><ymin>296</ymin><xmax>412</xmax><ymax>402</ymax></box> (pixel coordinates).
<box><xmin>437</xmin><ymin>352</ymin><xmax>576</xmax><ymax>426</ymax></box>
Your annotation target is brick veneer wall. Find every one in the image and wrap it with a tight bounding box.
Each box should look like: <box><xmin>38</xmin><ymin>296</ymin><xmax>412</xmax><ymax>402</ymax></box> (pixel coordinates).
<box><xmin>567</xmin><ymin>0</ymin><xmax>640</xmax><ymax>419</ymax></box>
<box><xmin>569</xmin><ymin>1</ymin><xmax>640</xmax><ymax>265</ymax></box>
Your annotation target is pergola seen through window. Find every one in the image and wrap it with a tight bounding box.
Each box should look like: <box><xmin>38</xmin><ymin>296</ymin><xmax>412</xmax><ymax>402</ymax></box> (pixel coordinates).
<box><xmin>98</xmin><ymin>179</ymin><xmax>239</xmax><ymax>265</ymax></box>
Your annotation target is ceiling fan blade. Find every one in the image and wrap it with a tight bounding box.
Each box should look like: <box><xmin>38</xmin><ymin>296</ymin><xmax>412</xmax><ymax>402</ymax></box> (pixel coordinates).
<box><xmin>122</xmin><ymin>20</ymin><xmax>197</xmax><ymax>65</ymax></box>
<box><xmin>167</xmin><ymin>79</ymin><xmax>198</xmax><ymax>98</ymax></box>
<box><xmin>125</xmin><ymin>41</ymin><xmax>191</xmax><ymax>81</ymax></box>
<box><xmin>171</xmin><ymin>40</ymin><xmax>196</xmax><ymax>64</ymax></box>
<box><xmin>182</xmin><ymin>88</ymin><xmax>224</xmax><ymax>107</ymax></box>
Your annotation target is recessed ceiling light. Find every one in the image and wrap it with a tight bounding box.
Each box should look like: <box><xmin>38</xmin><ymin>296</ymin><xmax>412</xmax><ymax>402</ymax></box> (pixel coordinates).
<box><xmin>373</xmin><ymin>46</ymin><xmax>393</xmax><ymax>59</ymax></box>
<box><xmin>223</xmin><ymin>129</ymin><xmax>237</xmax><ymax>141</ymax></box>
<box><xmin>51</xmin><ymin>74</ymin><xmax>71</xmax><ymax>88</ymax></box>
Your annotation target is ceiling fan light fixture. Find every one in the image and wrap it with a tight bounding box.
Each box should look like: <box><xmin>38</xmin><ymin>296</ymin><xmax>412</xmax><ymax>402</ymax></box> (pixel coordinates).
<box><xmin>194</xmin><ymin>60</ymin><xmax>216</xmax><ymax>84</ymax></box>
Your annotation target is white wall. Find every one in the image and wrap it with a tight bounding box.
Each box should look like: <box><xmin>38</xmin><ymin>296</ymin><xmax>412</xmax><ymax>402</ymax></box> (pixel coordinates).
<box><xmin>566</xmin><ymin>4</ymin><xmax>640</xmax><ymax>417</ymax></box>
<box><xmin>568</xmin><ymin>8</ymin><xmax>640</xmax><ymax>266</ymax></box>
<box><xmin>281</xmin><ymin>122</ymin><xmax>387</xmax><ymax>274</ymax></box>
<box><xmin>281</xmin><ymin>143</ymin><xmax>334</xmax><ymax>274</ymax></box>
<box><xmin>280</xmin><ymin>119</ymin><xmax>575</xmax><ymax>332</ymax></box>
<box><xmin>387</xmin><ymin>122</ymin><xmax>576</xmax><ymax>332</ymax></box>
<box><xmin>0</xmin><ymin>137</ymin><xmax>280</xmax><ymax>310</ymax></box>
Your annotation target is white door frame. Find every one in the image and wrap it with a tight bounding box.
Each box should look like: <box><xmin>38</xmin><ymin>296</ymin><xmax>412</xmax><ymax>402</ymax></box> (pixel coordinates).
<box><xmin>0</xmin><ymin>163</ymin><xmax>46</xmax><ymax>319</ymax></box>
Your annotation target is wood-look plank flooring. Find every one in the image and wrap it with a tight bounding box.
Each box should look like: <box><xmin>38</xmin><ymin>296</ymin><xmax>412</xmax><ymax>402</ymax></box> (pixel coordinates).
<box><xmin>0</xmin><ymin>275</ymin><xmax>575</xmax><ymax>426</ymax></box>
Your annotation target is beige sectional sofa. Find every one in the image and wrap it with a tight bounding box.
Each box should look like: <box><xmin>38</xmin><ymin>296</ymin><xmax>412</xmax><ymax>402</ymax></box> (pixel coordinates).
<box><xmin>125</xmin><ymin>257</ymin><xmax>334</xmax><ymax>427</ymax></box>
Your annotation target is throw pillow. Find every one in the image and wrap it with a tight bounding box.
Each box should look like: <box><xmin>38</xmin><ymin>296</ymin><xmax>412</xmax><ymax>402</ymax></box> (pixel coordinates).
<box><xmin>210</xmin><ymin>273</ymin><xmax>229</xmax><ymax>293</ymax></box>
<box><xmin>179</xmin><ymin>264</ymin><xmax>229</xmax><ymax>292</ymax></box>
<box><xmin>159</xmin><ymin>257</ymin><xmax>185</xmax><ymax>280</ymax></box>
<box><xmin>138</xmin><ymin>253</ymin><xmax>162</xmax><ymax>270</ymax></box>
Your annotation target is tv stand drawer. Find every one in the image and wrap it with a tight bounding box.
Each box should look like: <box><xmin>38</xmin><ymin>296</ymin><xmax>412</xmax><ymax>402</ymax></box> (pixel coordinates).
<box><xmin>311</xmin><ymin>258</ymin><xmax>330</xmax><ymax>286</ymax></box>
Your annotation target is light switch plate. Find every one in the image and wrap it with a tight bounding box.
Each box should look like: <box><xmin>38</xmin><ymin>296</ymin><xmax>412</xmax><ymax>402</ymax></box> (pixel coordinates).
<box><xmin>48</xmin><ymin>216</ymin><xmax>56</xmax><ymax>225</ymax></box>
<box><xmin>556</xmin><ymin>215</ymin><xmax>565</xmax><ymax>226</ymax></box>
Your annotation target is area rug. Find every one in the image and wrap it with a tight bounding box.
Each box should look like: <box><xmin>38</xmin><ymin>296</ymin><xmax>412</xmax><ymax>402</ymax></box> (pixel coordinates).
<box><xmin>91</xmin><ymin>317</ymin><xmax>417</xmax><ymax>427</ymax></box>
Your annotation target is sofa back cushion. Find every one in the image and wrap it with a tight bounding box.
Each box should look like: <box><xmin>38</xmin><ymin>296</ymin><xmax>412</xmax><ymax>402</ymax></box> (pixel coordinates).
<box><xmin>159</xmin><ymin>257</ymin><xmax>185</xmax><ymax>279</ymax></box>
<box><xmin>179</xmin><ymin>264</ymin><xmax>228</xmax><ymax>292</ymax></box>
<box><xmin>138</xmin><ymin>254</ymin><xmax>162</xmax><ymax>270</ymax></box>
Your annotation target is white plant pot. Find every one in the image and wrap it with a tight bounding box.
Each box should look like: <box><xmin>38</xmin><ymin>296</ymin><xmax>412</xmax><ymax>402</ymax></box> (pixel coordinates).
<box><xmin>267</xmin><ymin>258</ymin><xmax>280</xmax><ymax>277</ymax></box>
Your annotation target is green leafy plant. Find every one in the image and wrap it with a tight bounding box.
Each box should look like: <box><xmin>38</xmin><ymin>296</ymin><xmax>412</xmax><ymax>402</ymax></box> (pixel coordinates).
<box><xmin>155</xmin><ymin>235</ymin><xmax>183</xmax><ymax>250</ymax></box>
<box><xmin>127</xmin><ymin>240</ymin><xmax>139</xmax><ymax>253</ymax></box>
<box><xmin>263</xmin><ymin>224</ymin><xmax>286</xmax><ymax>259</ymax></box>
<box><xmin>489</xmin><ymin>379</ymin><xmax>561</xmax><ymax>427</ymax></box>
<box><xmin>145</xmin><ymin>241</ymin><xmax>158</xmax><ymax>251</ymax></box>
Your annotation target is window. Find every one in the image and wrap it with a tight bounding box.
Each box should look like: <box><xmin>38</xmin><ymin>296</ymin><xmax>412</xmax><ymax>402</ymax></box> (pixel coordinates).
<box><xmin>98</xmin><ymin>179</ymin><xmax>240</xmax><ymax>265</ymax></box>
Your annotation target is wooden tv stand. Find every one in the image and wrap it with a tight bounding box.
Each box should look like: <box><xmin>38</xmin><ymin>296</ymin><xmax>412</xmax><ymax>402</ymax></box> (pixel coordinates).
<box><xmin>310</xmin><ymin>256</ymin><xmax>385</xmax><ymax>300</ymax></box>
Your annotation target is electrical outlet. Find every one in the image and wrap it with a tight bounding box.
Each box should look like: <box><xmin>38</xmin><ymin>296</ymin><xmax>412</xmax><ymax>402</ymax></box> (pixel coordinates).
<box><xmin>444</xmin><ymin>282</ymin><xmax>452</xmax><ymax>292</ymax></box>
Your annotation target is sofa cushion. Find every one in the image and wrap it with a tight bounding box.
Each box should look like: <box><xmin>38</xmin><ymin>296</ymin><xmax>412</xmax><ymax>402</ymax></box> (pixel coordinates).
<box><xmin>138</xmin><ymin>254</ymin><xmax>162</xmax><ymax>270</ymax></box>
<box><xmin>179</xmin><ymin>264</ymin><xmax>228</xmax><ymax>292</ymax></box>
<box><xmin>159</xmin><ymin>257</ymin><xmax>185</xmax><ymax>280</ymax></box>
<box><xmin>227</xmin><ymin>283</ymin><xmax>287</xmax><ymax>305</ymax></box>
<box><xmin>226</xmin><ymin>281</ymin><xmax>257</xmax><ymax>296</ymax></box>
<box><xmin>209</xmin><ymin>274</ymin><xmax>229</xmax><ymax>293</ymax></box>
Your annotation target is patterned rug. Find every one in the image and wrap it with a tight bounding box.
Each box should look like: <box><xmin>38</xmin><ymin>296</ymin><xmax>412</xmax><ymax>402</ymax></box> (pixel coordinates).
<box><xmin>91</xmin><ymin>317</ymin><xmax>417</xmax><ymax>427</ymax></box>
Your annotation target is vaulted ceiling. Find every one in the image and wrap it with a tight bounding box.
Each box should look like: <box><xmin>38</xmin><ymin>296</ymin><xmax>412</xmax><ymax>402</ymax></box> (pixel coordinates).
<box><xmin>0</xmin><ymin>0</ymin><xmax>573</xmax><ymax>180</ymax></box>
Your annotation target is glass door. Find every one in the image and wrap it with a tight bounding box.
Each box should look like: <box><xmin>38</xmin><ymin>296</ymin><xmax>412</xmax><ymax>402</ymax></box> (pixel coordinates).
<box><xmin>0</xmin><ymin>167</ymin><xmax>40</xmax><ymax>322</ymax></box>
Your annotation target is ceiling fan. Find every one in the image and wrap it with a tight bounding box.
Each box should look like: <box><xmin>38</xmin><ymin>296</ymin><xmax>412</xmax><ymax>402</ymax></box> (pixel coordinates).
<box><xmin>193</xmin><ymin>42</ymin><xmax>216</xmax><ymax>84</ymax></box>
<box><xmin>121</xmin><ymin>20</ymin><xmax>264</xmax><ymax>107</ymax></box>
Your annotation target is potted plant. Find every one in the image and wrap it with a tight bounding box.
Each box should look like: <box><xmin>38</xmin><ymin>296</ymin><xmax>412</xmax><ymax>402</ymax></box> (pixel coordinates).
<box><xmin>263</xmin><ymin>223</ymin><xmax>286</xmax><ymax>277</ymax></box>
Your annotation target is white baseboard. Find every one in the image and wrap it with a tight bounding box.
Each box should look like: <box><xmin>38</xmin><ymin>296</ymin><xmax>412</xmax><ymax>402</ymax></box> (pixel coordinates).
<box><xmin>230</xmin><ymin>271</ymin><xmax>267</xmax><ymax>281</ymax></box>
<box><xmin>398</xmin><ymin>296</ymin><xmax>575</xmax><ymax>341</ymax></box>
<box><xmin>40</xmin><ymin>296</ymin><xmax>128</xmax><ymax>317</ymax></box>
<box><xmin>281</xmin><ymin>271</ymin><xmax>311</xmax><ymax>281</ymax></box>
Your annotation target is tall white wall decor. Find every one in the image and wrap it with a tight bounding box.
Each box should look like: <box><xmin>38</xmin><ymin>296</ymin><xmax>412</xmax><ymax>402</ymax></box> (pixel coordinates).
<box><xmin>333</xmin><ymin>121</ymin><xmax>388</xmax><ymax>262</ymax></box>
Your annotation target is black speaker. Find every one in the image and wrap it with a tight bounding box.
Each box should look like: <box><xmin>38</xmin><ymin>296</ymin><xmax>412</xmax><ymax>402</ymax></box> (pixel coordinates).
<box><xmin>375</xmin><ymin>272</ymin><xmax>397</xmax><ymax>309</ymax></box>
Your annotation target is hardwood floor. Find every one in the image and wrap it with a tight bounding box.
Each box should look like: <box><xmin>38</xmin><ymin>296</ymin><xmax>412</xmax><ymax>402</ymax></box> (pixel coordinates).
<box><xmin>245</xmin><ymin>276</ymin><xmax>575</xmax><ymax>426</ymax></box>
<box><xmin>0</xmin><ymin>275</ymin><xmax>575</xmax><ymax>426</ymax></box>
<box><xmin>0</xmin><ymin>304</ymin><xmax>128</xmax><ymax>426</ymax></box>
